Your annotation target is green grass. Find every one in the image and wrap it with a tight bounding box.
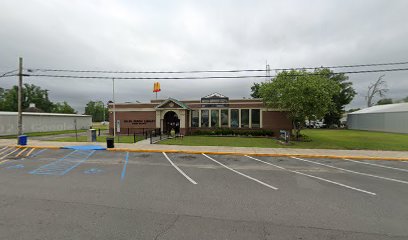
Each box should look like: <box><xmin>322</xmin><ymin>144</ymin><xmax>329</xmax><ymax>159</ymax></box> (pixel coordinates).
<box><xmin>54</xmin><ymin>135</ymin><xmax>144</xmax><ymax>144</ymax></box>
<box><xmin>160</xmin><ymin>129</ymin><xmax>408</xmax><ymax>151</ymax></box>
<box><xmin>0</xmin><ymin>129</ymin><xmax>87</xmax><ymax>139</ymax></box>
<box><xmin>92</xmin><ymin>122</ymin><xmax>109</xmax><ymax>130</ymax></box>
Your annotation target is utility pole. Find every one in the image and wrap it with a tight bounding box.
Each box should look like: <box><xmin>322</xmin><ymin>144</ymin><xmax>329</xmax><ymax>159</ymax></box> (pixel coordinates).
<box><xmin>112</xmin><ymin>78</ymin><xmax>116</xmax><ymax>138</ymax></box>
<box><xmin>102</xmin><ymin>101</ymin><xmax>105</xmax><ymax>123</ymax></box>
<box><xmin>265</xmin><ymin>60</ymin><xmax>271</xmax><ymax>81</ymax></box>
<box><xmin>17</xmin><ymin>57</ymin><xmax>23</xmax><ymax>136</ymax></box>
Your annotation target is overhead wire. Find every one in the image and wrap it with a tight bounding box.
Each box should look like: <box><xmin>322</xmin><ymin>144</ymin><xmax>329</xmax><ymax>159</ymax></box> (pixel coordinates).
<box><xmin>26</xmin><ymin>60</ymin><xmax>408</xmax><ymax>74</ymax></box>
<box><xmin>25</xmin><ymin>67</ymin><xmax>408</xmax><ymax>80</ymax></box>
<box><xmin>0</xmin><ymin>69</ymin><xmax>18</xmax><ymax>78</ymax></box>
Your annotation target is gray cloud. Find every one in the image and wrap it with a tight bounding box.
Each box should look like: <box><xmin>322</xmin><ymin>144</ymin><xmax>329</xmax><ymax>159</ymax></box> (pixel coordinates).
<box><xmin>1</xmin><ymin>0</ymin><xmax>408</xmax><ymax>113</ymax></box>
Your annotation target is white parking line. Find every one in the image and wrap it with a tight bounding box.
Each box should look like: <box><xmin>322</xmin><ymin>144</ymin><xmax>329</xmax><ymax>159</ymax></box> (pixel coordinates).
<box><xmin>246</xmin><ymin>155</ymin><xmax>376</xmax><ymax>196</ymax></box>
<box><xmin>202</xmin><ymin>153</ymin><xmax>278</xmax><ymax>190</ymax></box>
<box><xmin>162</xmin><ymin>152</ymin><xmax>197</xmax><ymax>185</ymax></box>
<box><xmin>0</xmin><ymin>148</ymin><xmax>20</xmax><ymax>159</ymax></box>
<box><xmin>0</xmin><ymin>147</ymin><xmax>10</xmax><ymax>156</ymax></box>
<box><xmin>291</xmin><ymin>157</ymin><xmax>408</xmax><ymax>185</ymax></box>
<box><xmin>343</xmin><ymin>158</ymin><xmax>408</xmax><ymax>173</ymax></box>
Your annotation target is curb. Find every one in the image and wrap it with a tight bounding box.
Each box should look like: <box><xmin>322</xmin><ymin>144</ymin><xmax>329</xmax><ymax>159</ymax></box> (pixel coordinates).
<box><xmin>8</xmin><ymin>145</ymin><xmax>408</xmax><ymax>161</ymax></box>
<box><xmin>106</xmin><ymin>148</ymin><xmax>408</xmax><ymax>161</ymax></box>
<box><xmin>8</xmin><ymin>145</ymin><xmax>61</xmax><ymax>150</ymax></box>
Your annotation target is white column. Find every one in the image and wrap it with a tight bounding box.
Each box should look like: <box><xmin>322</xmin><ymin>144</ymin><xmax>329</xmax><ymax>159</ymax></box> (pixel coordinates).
<box><xmin>228</xmin><ymin>109</ymin><xmax>231</xmax><ymax>128</ymax></box>
<box><xmin>238</xmin><ymin>109</ymin><xmax>241</xmax><ymax>128</ymax></box>
<box><xmin>156</xmin><ymin>111</ymin><xmax>161</xmax><ymax>128</ymax></box>
<box><xmin>260</xmin><ymin>110</ymin><xmax>263</xmax><ymax>128</ymax></box>
<box><xmin>249</xmin><ymin>109</ymin><xmax>252</xmax><ymax>128</ymax></box>
<box><xmin>198</xmin><ymin>110</ymin><xmax>201</xmax><ymax>128</ymax></box>
<box><xmin>218</xmin><ymin>109</ymin><xmax>221</xmax><ymax>128</ymax></box>
<box><xmin>209</xmin><ymin>109</ymin><xmax>212</xmax><ymax>128</ymax></box>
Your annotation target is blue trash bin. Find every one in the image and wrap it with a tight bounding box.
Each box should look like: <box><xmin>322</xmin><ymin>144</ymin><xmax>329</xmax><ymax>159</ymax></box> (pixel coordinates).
<box><xmin>18</xmin><ymin>135</ymin><xmax>27</xmax><ymax>146</ymax></box>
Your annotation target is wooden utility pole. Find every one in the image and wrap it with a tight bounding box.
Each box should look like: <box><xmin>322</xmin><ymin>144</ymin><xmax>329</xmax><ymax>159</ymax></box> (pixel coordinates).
<box><xmin>17</xmin><ymin>57</ymin><xmax>23</xmax><ymax>136</ymax></box>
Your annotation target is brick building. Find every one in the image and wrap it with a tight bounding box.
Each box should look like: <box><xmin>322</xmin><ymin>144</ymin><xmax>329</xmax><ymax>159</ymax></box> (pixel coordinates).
<box><xmin>108</xmin><ymin>93</ymin><xmax>292</xmax><ymax>136</ymax></box>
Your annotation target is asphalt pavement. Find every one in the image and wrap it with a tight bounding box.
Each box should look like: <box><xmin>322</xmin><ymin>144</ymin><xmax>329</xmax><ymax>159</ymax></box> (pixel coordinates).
<box><xmin>0</xmin><ymin>146</ymin><xmax>407</xmax><ymax>239</ymax></box>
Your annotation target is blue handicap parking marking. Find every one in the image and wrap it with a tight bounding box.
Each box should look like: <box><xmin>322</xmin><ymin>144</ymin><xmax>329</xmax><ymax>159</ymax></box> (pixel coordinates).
<box><xmin>29</xmin><ymin>150</ymin><xmax>96</xmax><ymax>176</ymax></box>
<box><xmin>84</xmin><ymin>168</ymin><xmax>104</xmax><ymax>174</ymax></box>
<box><xmin>5</xmin><ymin>164</ymin><xmax>25</xmax><ymax>169</ymax></box>
<box><xmin>30</xmin><ymin>149</ymin><xmax>47</xmax><ymax>158</ymax></box>
<box><xmin>121</xmin><ymin>152</ymin><xmax>130</xmax><ymax>181</ymax></box>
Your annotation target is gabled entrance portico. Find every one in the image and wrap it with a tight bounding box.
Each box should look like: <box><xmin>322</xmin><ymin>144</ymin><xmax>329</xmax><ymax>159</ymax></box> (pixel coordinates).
<box><xmin>155</xmin><ymin>98</ymin><xmax>191</xmax><ymax>135</ymax></box>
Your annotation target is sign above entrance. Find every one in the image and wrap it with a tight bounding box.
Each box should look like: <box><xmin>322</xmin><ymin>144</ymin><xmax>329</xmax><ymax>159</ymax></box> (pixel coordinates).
<box><xmin>124</xmin><ymin>119</ymin><xmax>155</xmax><ymax>125</ymax></box>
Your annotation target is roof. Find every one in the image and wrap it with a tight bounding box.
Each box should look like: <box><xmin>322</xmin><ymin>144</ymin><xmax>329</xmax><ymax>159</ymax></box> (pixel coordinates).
<box><xmin>0</xmin><ymin>111</ymin><xmax>91</xmax><ymax>117</ymax></box>
<box><xmin>202</xmin><ymin>92</ymin><xmax>228</xmax><ymax>99</ymax></box>
<box><xmin>349</xmin><ymin>103</ymin><xmax>408</xmax><ymax>114</ymax></box>
<box><xmin>155</xmin><ymin>98</ymin><xmax>191</xmax><ymax>110</ymax></box>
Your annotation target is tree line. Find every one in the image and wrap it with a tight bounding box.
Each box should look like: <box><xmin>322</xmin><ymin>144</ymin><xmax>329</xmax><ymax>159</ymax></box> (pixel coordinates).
<box><xmin>0</xmin><ymin>84</ymin><xmax>108</xmax><ymax>122</ymax></box>
<box><xmin>251</xmin><ymin>68</ymin><xmax>408</xmax><ymax>139</ymax></box>
<box><xmin>0</xmin><ymin>84</ymin><xmax>76</xmax><ymax>114</ymax></box>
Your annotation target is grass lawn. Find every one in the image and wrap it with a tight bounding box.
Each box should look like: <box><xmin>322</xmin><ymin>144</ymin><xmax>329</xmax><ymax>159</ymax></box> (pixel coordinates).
<box><xmin>0</xmin><ymin>129</ymin><xmax>87</xmax><ymax>139</ymax></box>
<box><xmin>92</xmin><ymin>122</ymin><xmax>109</xmax><ymax>130</ymax></box>
<box><xmin>54</xmin><ymin>135</ymin><xmax>144</xmax><ymax>144</ymax></box>
<box><xmin>160</xmin><ymin>129</ymin><xmax>408</xmax><ymax>151</ymax></box>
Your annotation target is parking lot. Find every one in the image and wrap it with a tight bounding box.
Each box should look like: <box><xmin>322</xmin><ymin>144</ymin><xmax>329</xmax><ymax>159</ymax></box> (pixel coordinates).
<box><xmin>0</xmin><ymin>145</ymin><xmax>408</xmax><ymax>239</ymax></box>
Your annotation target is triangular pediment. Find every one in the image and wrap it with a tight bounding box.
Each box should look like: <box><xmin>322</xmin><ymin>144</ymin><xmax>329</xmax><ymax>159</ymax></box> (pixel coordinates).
<box><xmin>202</xmin><ymin>92</ymin><xmax>228</xmax><ymax>99</ymax></box>
<box><xmin>155</xmin><ymin>98</ymin><xmax>190</xmax><ymax>110</ymax></box>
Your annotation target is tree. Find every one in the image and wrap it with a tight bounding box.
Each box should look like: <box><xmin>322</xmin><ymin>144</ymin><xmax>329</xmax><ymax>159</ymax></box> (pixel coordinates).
<box><xmin>85</xmin><ymin>101</ymin><xmax>108</xmax><ymax>122</ymax></box>
<box><xmin>0</xmin><ymin>84</ymin><xmax>54</xmax><ymax>112</ymax></box>
<box><xmin>402</xmin><ymin>96</ymin><xmax>408</xmax><ymax>102</ymax></box>
<box><xmin>52</xmin><ymin>101</ymin><xmax>77</xmax><ymax>114</ymax></box>
<box><xmin>315</xmin><ymin>69</ymin><xmax>356</xmax><ymax>127</ymax></box>
<box><xmin>376</xmin><ymin>98</ymin><xmax>393</xmax><ymax>105</ymax></box>
<box><xmin>346</xmin><ymin>108</ymin><xmax>361</xmax><ymax>113</ymax></box>
<box><xmin>366</xmin><ymin>75</ymin><xmax>388</xmax><ymax>107</ymax></box>
<box><xmin>0</xmin><ymin>87</ymin><xmax>5</xmax><ymax>110</ymax></box>
<box><xmin>250</xmin><ymin>82</ymin><xmax>262</xmax><ymax>98</ymax></box>
<box><xmin>259</xmin><ymin>70</ymin><xmax>340</xmax><ymax>139</ymax></box>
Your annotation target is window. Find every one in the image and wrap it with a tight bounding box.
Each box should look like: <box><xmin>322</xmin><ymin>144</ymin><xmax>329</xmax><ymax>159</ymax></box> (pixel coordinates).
<box><xmin>221</xmin><ymin>109</ymin><xmax>229</xmax><ymax>127</ymax></box>
<box><xmin>230</xmin><ymin>109</ymin><xmax>239</xmax><ymax>128</ymax></box>
<box><xmin>191</xmin><ymin>110</ymin><xmax>199</xmax><ymax>127</ymax></box>
<box><xmin>211</xmin><ymin>110</ymin><xmax>219</xmax><ymax>128</ymax></box>
<box><xmin>241</xmin><ymin>109</ymin><xmax>249</xmax><ymax>128</ymax></box>
<box><xmin>251</xmin><ymin>109</ymin><xmax>260</xmax><ymax>128</ymax></box>
<box><xmin>201</xmin><ymin>110</ymin><xmax>209</xmax><ymax>127</ymax></box>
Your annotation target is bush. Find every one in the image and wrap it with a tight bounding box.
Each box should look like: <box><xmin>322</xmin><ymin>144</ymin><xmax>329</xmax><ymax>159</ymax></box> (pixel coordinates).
<box><xmin>192</xmin><ymin>128</ymin><xmax>273</xmax><ymax>137</ymax></box>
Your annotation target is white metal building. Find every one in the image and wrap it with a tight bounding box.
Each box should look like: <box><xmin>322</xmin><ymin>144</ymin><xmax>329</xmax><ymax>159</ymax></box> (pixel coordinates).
<box><xmin>0</xmin><ymin>112</ymin><xmax>92</xmax><ymax>136</ymax></box>
<box><xmin>347</xmin><ymin>103</ymin><xmax>408</xmax><ymax>133</ymax></box>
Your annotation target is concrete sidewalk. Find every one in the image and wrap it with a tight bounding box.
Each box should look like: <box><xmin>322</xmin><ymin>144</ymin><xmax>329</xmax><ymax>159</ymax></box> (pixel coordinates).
<box><xmin>1</xmin><ymin>138</ymin><xmax>408</xmax><ymax>160</ymax></box>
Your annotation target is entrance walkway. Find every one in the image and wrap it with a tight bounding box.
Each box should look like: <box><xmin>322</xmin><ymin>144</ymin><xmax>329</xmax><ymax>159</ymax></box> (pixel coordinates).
<box><xmin>1</xmin><ymin>139</ymin><xmax>408</xmax><ymax>160</ymax></box>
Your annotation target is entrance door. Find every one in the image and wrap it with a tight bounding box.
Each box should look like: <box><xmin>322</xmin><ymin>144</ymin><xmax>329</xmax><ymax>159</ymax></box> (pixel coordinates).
<box><xmin>163</xmin><ymin>111</ymin><xmax>180</xmax><ymax>134</ymax></box>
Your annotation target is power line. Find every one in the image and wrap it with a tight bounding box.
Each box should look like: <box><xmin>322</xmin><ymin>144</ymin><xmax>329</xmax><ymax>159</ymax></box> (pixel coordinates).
<box><xmin>25</xmin><ymin>67</ymin><xmax>408</xmax><ymax>80</ymax></box>
<box><xmin>0</xmin><ymin>69</ymin><xmax>18</xmax><ymax>78</ymax></box>
<box><xmin>26</xmin><ymin>60</ymin><xmax>408</xmax><ymax>74</ymax></box>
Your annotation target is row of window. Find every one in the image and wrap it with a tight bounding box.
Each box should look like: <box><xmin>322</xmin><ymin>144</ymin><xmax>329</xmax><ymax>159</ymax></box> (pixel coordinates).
<box><xmin>191</xmin><ymin>109</ymin><xmax>261</xmax><ymax>128</ymax></box>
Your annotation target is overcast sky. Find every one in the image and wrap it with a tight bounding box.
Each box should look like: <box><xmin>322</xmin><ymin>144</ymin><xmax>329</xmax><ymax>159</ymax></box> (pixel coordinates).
<box><xmin>1</xmin><ymin>0</ymin><xmax>408</xmax><ymax>113</ymax></box>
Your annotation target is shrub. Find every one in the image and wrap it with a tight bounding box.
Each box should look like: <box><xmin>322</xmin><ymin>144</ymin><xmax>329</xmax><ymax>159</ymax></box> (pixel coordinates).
<box><xmin>192</xmin><ymin>128</ymin><xmax>273</xmax><ymax>137</ymax></box>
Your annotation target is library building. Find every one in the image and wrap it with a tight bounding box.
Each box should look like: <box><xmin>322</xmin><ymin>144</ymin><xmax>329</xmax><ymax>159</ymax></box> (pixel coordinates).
<box><xmin>109</xmin><ymin>93</ymin><xmax>292</xmax><ymax>136</ymax></box>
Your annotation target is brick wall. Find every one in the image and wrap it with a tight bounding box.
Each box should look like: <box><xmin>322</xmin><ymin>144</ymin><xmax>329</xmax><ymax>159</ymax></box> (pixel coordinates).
<box><xmin>262</xmin><ymin>111</ymin><xmax>292</xmax><ymax>132</ymax></box>
<box><xmin>109</xmin><ymin>111</ymin><xmax>157</xmax><ymax>135</ymax></box>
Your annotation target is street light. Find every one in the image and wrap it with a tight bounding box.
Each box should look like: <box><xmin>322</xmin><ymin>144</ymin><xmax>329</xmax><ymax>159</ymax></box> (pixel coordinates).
<box><xmin>112</xmin><ymin>78</ymin><xmax>116</xmax><ymax>138</ymax></box>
